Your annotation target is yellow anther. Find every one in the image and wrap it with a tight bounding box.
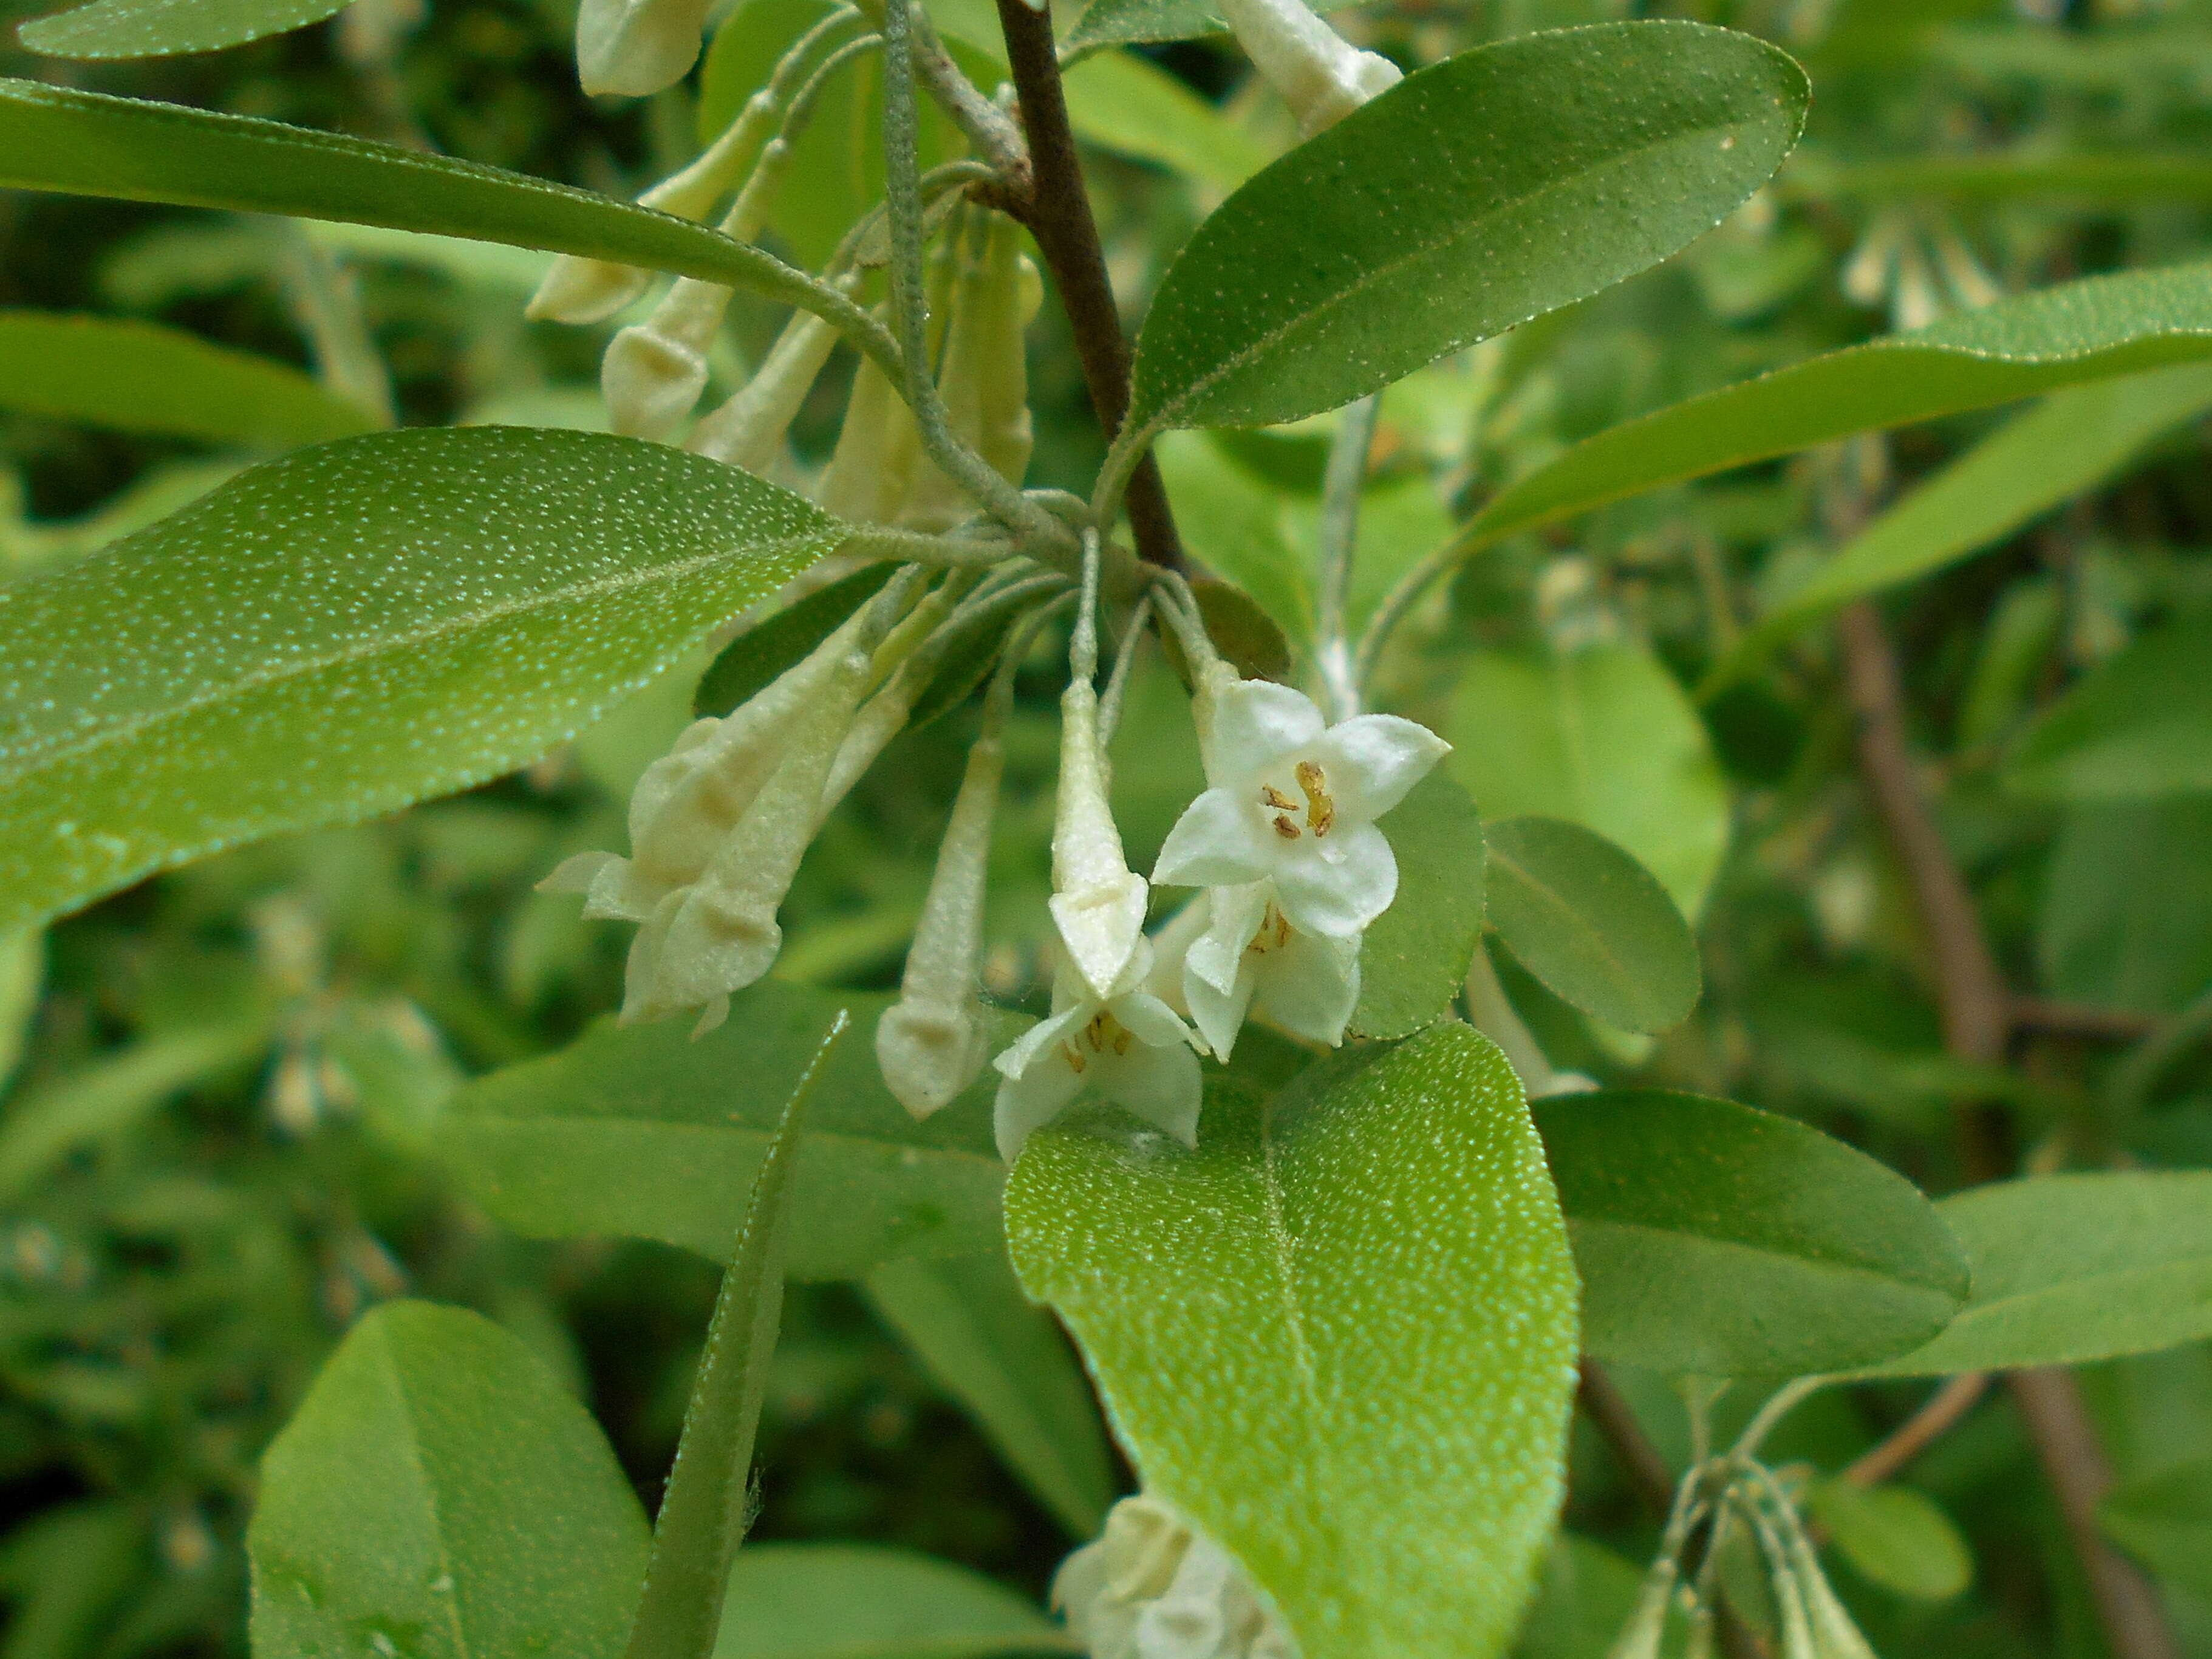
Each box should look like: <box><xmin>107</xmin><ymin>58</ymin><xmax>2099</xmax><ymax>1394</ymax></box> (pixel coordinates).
<box><xmin>1261</xmin><ymin>785</ymin><xmax>1297</xmax><ymax>810</ymax></box>
<box><xmin>1294</xmin><ymin>761</ymin><xmax>1334</xmax><ymax>836</ymax></box>
<box><xmin>1062</xmin><ymin>1040</ymin><xmax>1088</xmax><ymax>1075</ymax></box>
<box><xmin>1272</xmin><ymin>813</ymin><xmax>1302</xmax><ymax>840</ymax></box>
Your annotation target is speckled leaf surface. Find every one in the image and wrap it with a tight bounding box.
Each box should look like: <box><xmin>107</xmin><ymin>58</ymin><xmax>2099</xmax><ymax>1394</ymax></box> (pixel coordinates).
<box><xmin>439</xmin><ymin>981</ymin><xmax>1015</xmax><ymax>1279</ymax></box>
<box><xmin>1347</xmin><ymin>772</ymin><xmax>1485</xmax><ymax>1041</ymax></box>
<box><xmin>248</xmin><ymin>1301</ymin><xmax>649</xmax><ymax>1659</ymax></box>
<box><xmin>0</xmin><ymin>426</ymin><xmax>837</xmax><ymax>932</ymax></box>
<box><xmin>1125</xmin><ymin>23</ymin><xmax>1807</xmax><ymax>437</ymax></box>
<box><xmin>19</xmin><ymin>0</ymin><xmax>352</xmax><ymax>58</ymax></box>
<box><xmin>1006</xmin><ymin>1022</ymin><xmax>1579</xmax><ymax>1659</ymax></box>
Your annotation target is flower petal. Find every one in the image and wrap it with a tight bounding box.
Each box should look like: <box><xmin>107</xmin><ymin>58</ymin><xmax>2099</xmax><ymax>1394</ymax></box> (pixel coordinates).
<box><xmin>1272</xmin><ymin>820</ymin><xmax>1397</xmax><ymax>937</ymax></box>
<box><xmin>994</xmin><ymin>1003</ymin><xmax>1088</xmax><ymax>1081</ymax></box>
<box><xmin>1153</xmin><ymin>790</ymin><xmax>1269</xmax><ymax>889</ymax></box>
<box><xmin>1207</xmin><ymin>679</ymin><xmax>1326</xmax><ymax>784</ymax></box>
<box><xmin>1306</xmin><ymin>714</ymin><xmax>1450</xmax><ymax>822</ymax></box>
<box><xmin>1051</xmin><ymin>870</ymin><xmax>1152</xmax><ymax>1001</ymax></box>
<box><xmin>1142</xmin><ymin>895</ymin><xmax>1212</xmax><ymax>1016</ymax></box>
<box><xmin>1113</xmin><ymin>990</ymin><xmax>1201</xmax><ymax>1052</ymax></box>
<box><xmin>1184</xmin><ymin>960</ymin><xmax>1256</xmax><ymax>1061</ymax></box>
<box><xmin>1251</xmin><ymin>926</ymin><xmax>1360</xmax><ymax>1047</ymax></box>
<box><xmin>1187</xmin><ymin>880</ymin><xmax>1269</xmax><ymax>996</ymax></box>
<box><xmin>994</xmin><ymin>1050</ymin><xmax>1088</xmax><ymax>1162</ymax></box>
<box><xmin>1101</xmin><ymin>1038</ymin><xmax>1203</xmax><ymax>1148</ymax></box>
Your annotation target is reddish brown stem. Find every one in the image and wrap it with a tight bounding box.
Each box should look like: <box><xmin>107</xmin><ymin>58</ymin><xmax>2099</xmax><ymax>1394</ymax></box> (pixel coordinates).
<box><xmin>1843</xmin><ymin>1372</ymin><xmax>1990</xmax><ymax>1488</ymax></box>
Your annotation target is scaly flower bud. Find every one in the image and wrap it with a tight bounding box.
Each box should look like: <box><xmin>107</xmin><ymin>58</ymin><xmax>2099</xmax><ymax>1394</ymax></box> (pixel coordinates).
<box><xmin>1052</xmin><ymin>1495</ymin><xmax>1296</xmax><ymax>1659</ymax></box>
<box><xmin>575</xmin><ymin>0</ymin><xmax>711</xmax><ymax>98</ymax></box>
<box><xmin>1215</xmin><ymin>0</ymin><xmax>1400</xmax><ymax>137</ymax></box>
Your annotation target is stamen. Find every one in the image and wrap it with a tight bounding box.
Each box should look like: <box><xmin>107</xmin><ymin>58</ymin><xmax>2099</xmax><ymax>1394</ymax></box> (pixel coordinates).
<box><xmin>1261</xmin><ymin>785</ymin><xmax>1297</xmax><ymax>810</ymax></box>
<box><xmin>1062</xmin><ymin>1040</ymin><xmax>1088</xmax><ymax>1074</ymax></box>
<box><xmin>1272</xmin><ymin>813</ymin><xmax>1302</xmax><ymax>840</ymax></box>
<box><xmin>1112</xmin><ymin>1028</ymin><xmax>1131</xmax><ymax>1056</ymax></box>
<box><xmin>1294</xmin><ymin>761</ymin><xmax>1334</xmax><ymax>836</ymax></box>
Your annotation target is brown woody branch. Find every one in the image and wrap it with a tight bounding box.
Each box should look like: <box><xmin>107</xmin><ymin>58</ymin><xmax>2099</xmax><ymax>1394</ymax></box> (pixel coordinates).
<box><xmin>1843</xmin><ymin>1372</ymin><xmax>1990</xmax><ymax>1488</ymax></box>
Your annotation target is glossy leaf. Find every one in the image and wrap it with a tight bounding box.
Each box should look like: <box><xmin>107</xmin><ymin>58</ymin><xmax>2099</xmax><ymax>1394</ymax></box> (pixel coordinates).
<box><xmin>0</xmin><ymin>310</ymin><xmax>379</xmax><ymax>445</ymax></box>
<box><xmin>1535</xmin><ymin>1090</ymin><xmax>1969</xmax><ymax>1377</ymax></box>
<box><xmin>1709</xmin><ymin>363</ymin><xmax>2212</xmax><ymax>690</ymax></box>
<box><xmin>862</xmin><ymin>1251</ymin><xmax>1113</xmax><ymax>1537</ymax></box>
<box><xmin>2101</xmin><ymin>1457</ymin><xmax>2212</xmax><ymax>1599</ymax></box>
<box><xmin>1061</xmin><ymin>50</ymin><xmax>1271</xmax><ymax>193</ymax></box>
<box><xmin>2009</xmin><ymin>618</ymin><xmax>2212</xmax><ymax>801</ymax></box>
<box><xmin>1347</xmin><ymin>771</ymin><xmax>1486</xmax><ymax>1041</ymax></box>
<box><xmin>1807</xmin><ymin>1480</ymin><xmax>1973</xmax><ymax>1601</ymax></box>
<box><xmin>1007</xmin><ymin>1022</ymin><xmax>1579</xmax><ymax>1659</ymax></box>
<box><xmin>1156</xmin><ymin>431</ymin><xmax>1313</xmax><ymax>647</ymax></box>
<box><xmin>18</xmin><ymin>0</ymin><xmax>350</xmax><ymax>58</ymax></box>
<box><xmin>1464</xmin><ymin>260</ymin><xmax>2212</xmax><ymax>553</ymax></box>
<box><xmin>248</xmin><ymin>1301</ymin><xmax>649</xmax><ymax>1659</ymax></box>
<box><xmin>437</xmin><ymin>981</ymin><xmax>1012</xmax><ymax>1278</ymax></box>
<box><xmin>1450</xmin><ymin>643</ymin><xmax>1728</xmax><ymax>920</ymax></box>
<box><xmin>694</xmin><ymin>563</ymin><xmax>896</xmax><ymax>719</ymax></box>
<box><xmin>626</xmin><ymin>1018</ymin><xmax>836</xmax><ymax>1659</ymax></box>
<box><xmin>0</xmin><ymin>80</ymin><xmax>838</xmax><ymax>313</ymax></box>
<box><xmin>1484</xmin><ymin>816</ymin><xmax>1701</xmax><ymax>1035</ymax></box>
<box><xmin>0</xmin><ymin>427</ymin><xmax>836</xmax><ymax>934</ymax></box>
<box><xmin>712</xmin><ymin>1544</ymin><xmax>1074</xmax><ymax>1659</ymax></box>
<box><xmin>1865</xmin><ymin>1172</ymin><xmax>2212</xmax><ymax>1375</ymax></box>
<box><xmin>1124</xmin><ymin>23</ymin><xmax>1807</xmax><ymax>439</ymax></box>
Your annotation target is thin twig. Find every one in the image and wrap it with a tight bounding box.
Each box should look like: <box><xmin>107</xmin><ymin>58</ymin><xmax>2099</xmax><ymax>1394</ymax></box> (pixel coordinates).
<box><xmin>1844</xmin><ymin>1373</ymin><xmax>1990</xmax><ymax>1488</ymax></box>
<box><xmin>1314</xmin><ymin>392</ymin><xmax>1378</xmax><ymax>720</ymax></box>
<box><xmin>1578</xmin><ymin>1358</ymin><xmax>1674</xmax><ymax>1517</ymax></box>
<box><xmin>905</xmin><ymin>0</ymin><xmax>1030</xmax><ymax>186</ymax></box>
<box><xmin>2012</xmin><ymin>997</ymin><xmax>2159</xmax><ymax>1042</ymax></box>
<box><xmin>988</xmin><ymin>0</ymin><xmax>1184</xmax><ymax>571</ymax></box>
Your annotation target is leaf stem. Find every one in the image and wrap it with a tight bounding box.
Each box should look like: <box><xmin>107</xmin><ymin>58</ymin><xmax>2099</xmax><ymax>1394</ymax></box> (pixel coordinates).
<box><xmin>1314</xmin><ymin>392</ymin><xmax>1378</xmax><ymax>720</ymax></box>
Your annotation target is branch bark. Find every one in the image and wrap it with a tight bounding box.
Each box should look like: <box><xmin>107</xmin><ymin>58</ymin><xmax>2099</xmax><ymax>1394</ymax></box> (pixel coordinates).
<box><xmin>1834</xmin><ymin>595</ymin><xmax>2181</xmax><ymax>1659</ymax></box>
<box><xmin>987</xmin><ymin>0</ymin><xmax>1184</xmax><ymax>571</ymax></box>
<box><xmin>1843</xmin><ymin>1372</ymin><xmax>1990</xmax><ymax>1488</ymax></box>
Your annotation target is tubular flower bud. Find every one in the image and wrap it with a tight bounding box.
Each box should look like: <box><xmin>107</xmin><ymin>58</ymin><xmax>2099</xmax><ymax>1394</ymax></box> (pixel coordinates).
<box><xmin>1153</xmin><ymin>678</ymin><xmax>1448</xmax><ymax>940</ymax></box>
<box><xmin>876</xmin><ymin>730</ymin><xmax>1003</xmax><ymax>1117</ymax></box>
<box><xmin>602</xmin><ymin>277</ymin><xmax>732</xmax><ymax>441</ymax></box>
<box><xmin>1215</xmin><ymin>0</ymin><xmax>1399</xmax><ymax>136</ymax></box>
<box><xmin>1051</xmin><ymin>1496</ymin><xmax>1296</xmax><ymax>1659</ymax></box>
<box><xmin>688</xmin><ymin>309</ymin><xmax>841</xmax><ymax>474</ymax></box>
<box><xmin>814</xmin><ymin>354</ymin><xmax>925</xmax><ymax>523</ymax></box>
<box><xmin>1787</xmin><ymin>1527</ymin><xmax>1878</xmax><ymax>1659</ymax></box>
<box><xmin>1170</xmin><ymin>879</ymin><xmax>1359</xmax><ymax>1061</ymax></box>
<box><xmin>992</xmin><ymin>943</ymin><xmax>1201</xmax><ymax>1163</ymax></box>
<box><xmin>1050</xmin><ymin>664</ymin><xmax>1150</xmax><ymax>1000</ymax></box>
<box><xmin>1601</xmin><ymin>1562</ymin><xmax>1674</xmax><ymax>1659</ymax></box>
<box><xmin>575</xmin><ymin>0</ymin><xmax>711</xmax><ymax>97</ymax></box>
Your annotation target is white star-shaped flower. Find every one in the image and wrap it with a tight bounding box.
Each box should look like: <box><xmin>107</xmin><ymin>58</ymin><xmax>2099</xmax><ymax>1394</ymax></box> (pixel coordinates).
<box><xmin>992</xmin><ymin>942</ymin><xmax>1202</xmax><ymax>1163</ymax></box>
<box><xmin>1152</xmin><ymin>680</ymin><xmax>1449</xmax><ymax>939</ymax></box>
<box><xmin>1156</xmin><ymin>882</ymin><xmax>1360</xmax><ymax>1061</ymax></box>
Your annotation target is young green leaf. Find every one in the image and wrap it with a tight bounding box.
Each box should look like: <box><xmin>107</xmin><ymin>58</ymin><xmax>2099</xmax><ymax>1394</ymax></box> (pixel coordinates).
<box><xmin>1535</xmin><ymin>1090</ymin><xmax>1970</xmax><ymax>1377</ymax></box>
<box><xmin>862</xmin><ymin>1251</ymin><xmax>1114</xmax><ymax>1537</ymax></box>
<box><xmin>17</xmin><ymin>0</ymin><xmax>350</xmax><ymax>59</ymax></box>
<box><xmin>1156</xmin><ymin>431</ymin><xmax>1314</xmax><ymax>648</ymax></box>
<box><xmin>1006</xmin><ymin>1022</ymin><xmax>1579</xmax><ymax>1659</ymax></box>
<box><xmin>0</xmin><ymin>1503</ymin><xmax>148</xmax><ymax>1659</ymax></box>
<box><xmin>0</xmin><ymin>929</ymin><xmax>41</xmax><ymax>1096</ymax></box>
<box><xmin>625</xmin><ymin>1014</ymin><xmax>842</xmax><ymax>1659</ymax></box>
<box><xmin>1123</xmin><ymin>22</ymin><xmax>1808</xmax><ymax>439</ymax></box>
<box><xmin>2009</xmin><ymin>618</ymin><xmax>2212</xmax><ymax>801</ymax></box>
<box><xmin>1708</xmin><ymin>363</ymin><xmax>2212</xmax><ymax>691</ymax></box>
<box><xmin>1450</xmin><ymin>643</ymin><xmax>1728</xmax><ymax>920</ymax></box>
<box><xmin>712</xmin><ymin>1544</ymin><xmax>1076</xmax><ymax>1659</ymax></box>
<box><xmin>248</xmin><ymin>1301</ymin><xmax>650</xmax><ymax>1659</ymax></box>
<box><xmin>1060</xmin><ymin>50</ymin><xmax>1271</xmax><ymax>193</ymax></box>
<box><xmin>0</xmin><ymin>427</ymin><xmax>838</xmax><ymax>935</ymax></box>
<box><xmin>1806</xmin><ymin>1480</ymin><xmax>1974</xmax><ymax>1601</ymax></box>
<box><xmin>0</xmin><ymin>310</ymin><xmax>380</xmax><ymax>446</ymax></box>
<box><xmin>1863</xmin><ymin>1172</ymin><xmax>2212</xmax><ymax>1375</ymax></box>
<box><xmin>1484</xmin><ymin>816</ymin><xmax>1701</xmax><ymax>1035</ymax></box>
<box><xmin>694</xmin><ymin>563</ymin><xmax>896</xmax><ymax>719</ymax></box>
<box><xmin>1463</xmin><ymin>259</ymin><xmax>2212</xmax><ymax>554</ymax></box>
<box><xmin>0</xmin><ymin>80</ymin><xmax>844</xmax><ymax>319</ymax></box>
<box><xmin>2101</xmin><ymin>1457</ymin><xmax>2212</xmax><ymax>1601</ymax></box>
<box><xmin>1347</xmin><ymin>772</ymin><xmax>1486</xmax><ymax>1041</ymax></box>
<box><xmin>436</xmin><ymin>982</ymin><xmax>1012</xmax><ymax>1278</ymax></box>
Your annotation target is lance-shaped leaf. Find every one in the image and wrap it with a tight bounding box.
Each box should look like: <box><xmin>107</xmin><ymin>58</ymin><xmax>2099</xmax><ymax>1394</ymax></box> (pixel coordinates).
<box><xmin>0</xmin><ymin>310</ymin><xmax>380</xmax><ymax>446</ymax></box>
<box><xmin>0</xmin><ymin>427</ymin><xmax>838</xmax><ymax>934</ymax></box>
<box><xmin>248</xmin><ymin>1301</ymin><xmax>650</xmax><ymax>1659</ymax></box>
<box><xmin>0</xmin><ymin>80</ymin><xmax>848</xmax><ymax>320</ymax></box>
<box><xmin>1123</xmin><ymin>23</ymin><xmax>1807</xmax><ymax>440</ymax></box>
<box><xmin>18</xmin><ymin>0</ymin><xmax>351</xmax><ymax>58</ymax></box>
<box><xmin>437</xmin><ymin>982</ymin><xmax>1013</xmax><ymax>1279</ymax></box>
<box><xmin>625</xmin><ymin>1016</ymin><xmax>840</xmax><ymax>1659</ymax></box>
<box><xmin>1006</xmin><ymin>1022</ymin><xmax>1579</xmax><ymax>1659</ymax></box>
<box><xmin>1707</xmin><ymin>362</ymin><xmax>2212</xmax><ymax>691</ymax></box>
<box><xmin>1535</xmin><ymin>1090</ymin><xmax>1970</xmax><ymax>1377</ymax></box>
<box><xmin>1461</xmin><ymin>259</ymin><xmax>2212</xmax><ymax>554</ymax></box>
<box><xmin>2009</xmin><ymin>618</ymin><xmax>2212</xmax><ymax>801</ymax></box>
<box><xmin>1484</xmin><ymin>816</ymin><xmax>1701</xmax><ymax>1035</ymax></box>
<box><xmin>1862</xmin><ymin>1172</ymin><xmax>2212</xmax><ymax>1376</ymax></box>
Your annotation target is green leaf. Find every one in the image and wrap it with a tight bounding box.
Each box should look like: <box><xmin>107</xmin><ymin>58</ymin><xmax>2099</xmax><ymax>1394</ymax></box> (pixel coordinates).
<box><xmin>1449</xmin><ymin>643</ymin><xmax>1728</xmax><ymax>920</ymax></box>
<box><xmin>1864</xmin><ymin>1172</ymin><xmax>2212</xmax><ymax>1375</ymax></box>
<box><xmin>0</xmin><ymin>1503</ymin><xmax>145</xmax><ymax>1659</ymax></box>
<box><xmin>17</xmin><ymin>0</ymin><xmax>350</xmax><ymax>58</ymax></box>
<box><xmin>1483</xmin><ymin>816</ymin><xmax>1701</xmax><ymax>1035</ymax></box>
<box><xmin>1060</xmin><ymin>50</ymin><xmax>1271</xmax><ymax>193</ymax></box>
<box><xmin>1347</xmin><ymin>772</ymin><xmax>1485</xmax><ymax>1042</ymax></box>
<box><xmin>0</xmin><ymin>427</ymin><xmax>837</xmax><ymax>934</ymax></box>
<box><xmin>626</xmin><ymin>1016</ymin><xmax>839</xmax><ymax>1659</ymax></box>
<box><xmin>1708</xmin><ymin>363</ymin><xmax>2212</xmax><ymax>691</ymax></box>
<box><xmin>694</xmin><ymin>563</ymin><xmax>896</xmax><ymax>719</ymax></box>
<box><xmin>2101</xmin><ymin>1457</ymin><xmax>2212</xmax><ymax>1600</ymax></box>
<box><xmin>1006</xmin><ymin>1023</ymin><xmax>1579</xmax><ymax>1659</ymax></box>
<box><xmin>1123</xmin><ymin>23</ymin><xmax>1807</xmax><ymax>439</ymax></box>
<box><xmin>1783</xmin><ymin>151</ymin><xmax>2212</xmax><ymax>205</ymax></box>
<box><xmin>0</xmin><ymin>80</ymin><xmax>838</xmax><ymax>314</ymax></box>
<box><xmin>712</xmin><ymin>1544</ymin><xmax>1074</xmax><ymax>1659</ymax></box>
<box><xmin>2037</xmin><ymin>799</ymin><xmax>2212</xmax><ymax>1015</ymax></box>
<box><xmin>1534</xmin><ymin>1090</ymin><xmax>1969</xmax><ymax>1377</ymax></box>
<box><xmin>1062</xmin><ymin>0</ymin><xmax>1353</xmax><ymax>51</ymax></box>
<box><xmin>1806</xmin><ymin>1480</ymin><xmax>1973</xmax><ymax>1601</ymax></box>
<box><xmin>862</xmin><ymin>1251</ymin><xmax>1113</xmax><ymax>1538</ymax></box>
<box><xmin>437</xmin><ymin>980</ymin><xmax>1012</xmax><ymax>1278</ymax></box>
<box><xmin>248</xmin><ymin>1301</ymin><xmax>649</xmax><ymax>1659</ymax></box>
<box><xmin>1463</xmin><ymin>260</ymin><xmax>2212</xmax><ymax>555</ymax></box>
<box><xmin>1156</xmin><ymin>431</ymin><xmax>1314</xmax><ymax>648</ymax></box>
<box><xmin>2009</xmin><ymin>619</ymin><xmax>2212</xmax><ymax>801</ymax></box>
<box><xmin>0</xmin><ymin>929</ymin><xmax>44</xmax><ymax>1096</ymax></box>
<box><xmin>1512</xmin><ymin>1535</ymin><xmax>1646</xmax><ymax>1659</ymax></box>
<box><xmin>0</xmin><ymin>311</ymin><xmax>380</xmax><ymax>445</ymax></box>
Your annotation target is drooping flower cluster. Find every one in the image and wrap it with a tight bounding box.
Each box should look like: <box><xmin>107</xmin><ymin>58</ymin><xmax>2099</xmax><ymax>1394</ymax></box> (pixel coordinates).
<box><xmin>1053</xmin><ymin>1496</ymin><xmax>1297</xmax><ymax>1659</ymax></box>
